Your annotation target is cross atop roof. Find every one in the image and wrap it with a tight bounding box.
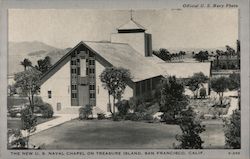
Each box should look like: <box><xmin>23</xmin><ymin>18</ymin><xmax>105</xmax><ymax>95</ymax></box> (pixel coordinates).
<box><xmin>130</xmin><ymin>9</ymin><xmax>133</xmax><ymax>20</ymax></box>
<box><xmin>117</xmin><ymin>9</ymin><xmax>146</xmax><ymax>33</ymax></box>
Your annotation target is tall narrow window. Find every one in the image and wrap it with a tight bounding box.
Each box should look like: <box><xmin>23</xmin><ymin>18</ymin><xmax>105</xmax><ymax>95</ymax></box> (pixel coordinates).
<box><xmin>71</xmin><ymin>68</ymin><xmax>77</xmax><ymax>74</ymax></box>
<box><xmin>90</xmin><ymin>92</ymin><xmax>95</xmax><ymax>99</ymax></box>
<box><xmin>72</xmin><ymin>93</ymin><xmax>77</xmax><ymax>99</ymax></box>
<box><xmin>89</xmin><ymin>85</ymin><xmax>95</xmax><ymax>90</ymax></box>
<box><xmin>71</xmin><ymin>85</ymin><xmax>77</xmax><ymax>90</ymax></box>
<box><xmin>48</xmin><ymin>91</ymin><xmax>52</xmax><ymax>98</ymax></box>
<box><xmin>77</xmin><ymin>67</ymin><xmax>80</xmax><ymax>75</ymax></box>
<box><xmin>80</xmin><ymin>59</ymin><xmax>86</xmax><ymax>77</ymax></box>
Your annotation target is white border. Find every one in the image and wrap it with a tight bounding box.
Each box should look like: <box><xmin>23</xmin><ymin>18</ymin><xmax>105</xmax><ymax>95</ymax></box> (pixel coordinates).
<box><xmin>0</xmin><ymin>0</ymin><xmax>249</xmax><ymax>159</ymax></box>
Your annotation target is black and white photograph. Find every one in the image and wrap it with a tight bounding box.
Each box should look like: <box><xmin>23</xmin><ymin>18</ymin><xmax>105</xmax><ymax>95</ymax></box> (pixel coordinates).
<box><xmin>0</xmin><ymin>0</ymin><xmax>249</xmax><ymax>159</ymax></box>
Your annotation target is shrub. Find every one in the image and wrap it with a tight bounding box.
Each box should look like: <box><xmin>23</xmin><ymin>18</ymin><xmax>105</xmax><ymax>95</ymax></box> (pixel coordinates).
<box><xmin>21</xmin><ymin>107</ymin><xmax>37</xmax><ymax>132</ymax></box>
<box><xmin>8</xmin><ymin>129</ymin><xmax>27</xmax><ymax>149</ymax></box>
<box><xmin>142</xmin><ymin>113</ymin><xmax>153</xmax><ymax>121</ymax></box>
<box><xmin>116</xmin><ymin>100</ymin><xmax>130</xmax><ymax>116</ymax></box>
<box><xmin>176</xmin><ymin>107</ymin><xmax>205</xmax><ymax>149</ymax></box>
<box><xmin>39</xmin><ymin>103</ymin><xmax>54</xmax><ymax>118</ymax></box>
<box><xmin>34</xmin><ymin>103</ymin><xmax>54</xmax><ymax>118</ymax></box>
<box><xmin>112</xmin><ymin>113</ymin><xmax>122</xmax><ymax>121</ymax></box>
<box><xmin>33</xmin><ymin>96</ymin><xmax>44</xmax><ymax>105</ymax></box>
<box><xmin>97</xmin><ymin>113</ymin><xmax>106</xmax><ymax>120</ymax></box>
<box><xmin>79</xmin><ymin>104</ymin><xmax>93</xmax><ymax>120</ymax></box>
<box><xmin>124</xmin><ymin>113</ymin><xmax>141</xmax><ymax>121</ymax></box>
<box><xmin>199</xmin><ymin>88</ymin><xmax>206</xmax><ymax>99</ymax></box>
<box><xmin>9</xmin><ymin>110</ymin><xmax>18</xmax><ymax>117</ymax></box>
<box><xmin>224</xmin><ymin>109</ymin><xmax>240</xmax><ymax>149</ymax></box>
<box><xmin>161</xmin><ymin>112</ymin><xmax>176</xmax><ymax>124</ymax></box>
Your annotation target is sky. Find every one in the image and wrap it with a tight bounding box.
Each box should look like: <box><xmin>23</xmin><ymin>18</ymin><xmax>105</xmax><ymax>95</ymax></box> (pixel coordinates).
<box><xmin>8</xmin><ymin>9</ymin><xmax>238</xmax><ymax>50</ymax></box>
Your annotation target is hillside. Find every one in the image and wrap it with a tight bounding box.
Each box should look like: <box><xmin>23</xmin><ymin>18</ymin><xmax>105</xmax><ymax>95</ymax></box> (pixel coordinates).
<box><xmin>8</xmin><ymin>41</ymin><xmax>71</xmax><ymax>75</ymax></box>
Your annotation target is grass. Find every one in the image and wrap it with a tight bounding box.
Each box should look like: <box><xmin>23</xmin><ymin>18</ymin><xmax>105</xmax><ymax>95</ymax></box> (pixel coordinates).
<box><xmin>190</xmin><ymin>98</ymin><xmax>230</xmax><ymax>116</ymax></box>
<box><xmin>29</xmin><ymin>119</ymin><xmax>225</xmax><ymax>149</ymax></box>
<box><xmin>7</xmin><ymin>96</ymin><xmax>28</xmax><ymax>107</ymax></box>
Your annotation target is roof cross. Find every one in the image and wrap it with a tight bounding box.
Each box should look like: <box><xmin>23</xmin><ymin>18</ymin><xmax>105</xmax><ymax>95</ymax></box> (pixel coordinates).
<box><xmin>130</xmin><ymin>9</ymin><xmax>134</xmax><ymax>20</ymax></box>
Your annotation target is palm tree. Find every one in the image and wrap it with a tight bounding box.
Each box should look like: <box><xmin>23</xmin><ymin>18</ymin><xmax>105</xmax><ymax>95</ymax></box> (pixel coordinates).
<box><xmin>20</xmin><ymin>58</ymin><xmax>32</xmax><ymax>71</ymax></box>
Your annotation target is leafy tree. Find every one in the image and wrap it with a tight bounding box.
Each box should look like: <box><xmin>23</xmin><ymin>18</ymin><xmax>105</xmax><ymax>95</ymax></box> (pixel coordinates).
<box><xmin>8</xmin><ymin>84</ymin><xmax>17</xmax><ymax>96</ymax></box>
<box><xmin>153</xmin><ymin>48</ymin><xmax>171</xmax><ymax>61</ymax></box>
<box><xmin>224</xmin><ymin>109</ymin><xmax>240</xmax><ymax>149</ymax></box>
<box><xmin>199</xmin><ymin>87</ymin><xmax>206</xmax><ymax>99</ymax></box>
<box><xmin>20</xmin><ymin>58</ymin><xmax>32</xmax><ymax>71</ymax></box>
<box><xmin>100</xmin><ymin>67</ymin><xmax>131</xmax><ymax>114</ymax></box>
<box><xmin>35</xmin><ymin>56</ymin><xmax>52</xmax><ymax>74</ymax></box>
<box><xmin>14</xmin><ymin>68</ymin><xmax>41</xmax><ymax>112</ymax></box>
<box><xmin>160</xmin><ymin>76</ymin><xmax>189</xmax><ymax>122</ymax></box>
<box><xmin>176</xmin><ymin>107</ymin><xmax>205</xmax><ymax>149</ymax></box>
<box><xmin>186</xmin><ymin>72</ymin><xmax>208</xmax><ymax>99</ymax></box>
<box><xmin>228</xmin><ymin>72</ymin><xmax>240</xmax><ymax>91</ymax></box>
<box><xmin>21</xmin><ymin>107</ymin><xmax>37</xmax><ymax>148</ymax></box>
<box><xmin>211</xmin><ymin>77</ymin><xmax>229</xmax><ymax>105</ymax></box>
<box><xmin>228</xmin><ymin>72</ymin><xmax>240</xmax><ymax>109</ymax></box>
<box><xmin>194</xmin><ymin>51</ymin><xmax>208</xmax><ymax>62</ymax></box>
<box><xmin>236</xmin><ymin>40</ymin><xmax>240</xmax><ymax>68</ymax></box>
<box><xmin>116</xmin><ymin>99</ymin><xmax>130</xmax><ymax>116</ymax></box>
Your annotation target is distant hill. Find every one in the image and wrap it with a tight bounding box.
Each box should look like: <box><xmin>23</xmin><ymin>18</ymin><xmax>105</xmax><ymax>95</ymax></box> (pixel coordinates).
<box><xmin>8</xmin><ymin>41</ymin><xmax>71</xmax><ymax>75</ymax></box>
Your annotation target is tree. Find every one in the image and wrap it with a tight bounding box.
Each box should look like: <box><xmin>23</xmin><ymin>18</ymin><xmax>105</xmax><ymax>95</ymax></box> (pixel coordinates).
<box><xmin>8</xmin><ymin>84</ymin><xmax>17</xmax><ymax>96</ymax></box>
<box><xmin>35</xmin><ymin>56</ymin><xmax>52</xmax><ymax>74</ymax></box>
<box><xmin>21</xmin><ymin>107</ymin><xmax>37</xmax><ymax>148</ymax></box>
<box><xmin>100</xmin><ymin>67</ymin><xmax>131</xmax><ymax>114</ymax></box>
<box><xmin>228</xmin><ymin>72</ymin><xmax>240</xmax><ymax>110</ymax></box>
<box><xmin>160</xmin><ymin>76</ymin><xmax>189</xmax><ymax>122</ymax></box>
<box><xmin>225</xmin><ymin>45</ymin><xmax>236</xmax><ymax>69</ymax></box>
<box><xmin>228</xmin><ymin>72</ymin><xmax>240</xmax><ymax>91</ymax></box>
<box><xmin>211</xmin><ymin>77</ymin><xmax>229</xmax><ymax>105</ymax></box>
<box><xmin>14</xmin><ymin>68</ymin><xmax>41</xmax><ymax>112</ymax></box>
<box><xmin>176</xmin><ymin>107</ymin><xmax>205</xmax><ymax>149</ymax></box>
<box><xmin>186</xmin><ymin>72</ymin><xmax>208</xmax><ymax>99</ymax></box>
<box><xmin>224</xmin><ymin>109</ymin><xmax>240</xmax><ymax>149</ymax></box>
<box><xmin>236</xmin><ymin>40</ymin><xmax>240</xmax><ymax>69</ymax></box>
<box><xmin>20</xmin><ymin>58</ymin><xmax>32</xmax><ymax>71</ymax></box>
<box><xmin>194</xmin><ymin>51</ymin><xmax>208</xmax><ymax>62</ymax></box>
<box><xmin>199</xmin><ymin>87</ymin><xmax>206</xmax><ymax>99</ymax></box>
<box><xmin>153</xmin><ymin>48</ymin><xmax>171</xmax><ymax>61</ymax></box>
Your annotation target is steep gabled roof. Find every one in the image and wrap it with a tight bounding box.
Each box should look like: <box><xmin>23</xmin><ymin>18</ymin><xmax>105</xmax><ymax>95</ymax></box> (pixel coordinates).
<box><xmin>40</xmin><ymin>41</ymin><xmax>211</xmax><ymax>85</ymax></box>
<box><xmin>40</xmin><ymin>41</ymin><xmax>163</xmax><ymax>84</ymax></box>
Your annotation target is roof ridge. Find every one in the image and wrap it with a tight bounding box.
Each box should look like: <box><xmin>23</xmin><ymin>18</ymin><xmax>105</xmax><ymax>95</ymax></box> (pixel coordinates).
<box><xmin>83</xmin><ymin>41</ymin><xmax>130</xmax><ymax>45</ymax></box>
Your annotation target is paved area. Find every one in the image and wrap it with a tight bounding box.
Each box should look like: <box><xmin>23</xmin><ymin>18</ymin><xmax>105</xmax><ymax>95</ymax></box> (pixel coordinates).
<box><xmin>22</xmin><ymin>114</ymin><xmax>79</xmax><ymax>137</ymax></box>
<box><xmin>223</xmin><ymin>98</ymin><xmax>238</xmax><ymax>117</ymax></box>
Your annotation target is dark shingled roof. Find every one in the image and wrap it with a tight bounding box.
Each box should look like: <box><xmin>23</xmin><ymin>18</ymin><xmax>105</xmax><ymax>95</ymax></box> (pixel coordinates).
<box><xmin>117</xmin><ymin>19</ymin><xmax>146</xmax><ymax>31</ymax></box>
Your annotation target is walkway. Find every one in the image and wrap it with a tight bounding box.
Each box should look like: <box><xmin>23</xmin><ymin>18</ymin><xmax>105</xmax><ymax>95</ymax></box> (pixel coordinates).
<box><xmin>22</xmin><ymin>114</ymin><xmax>79</xmax><ymax>137</ymax></box>
<box><xmin>222</xmin><ymin>98</ymin><xmax>238</xmax><ymax>118</ymax></box>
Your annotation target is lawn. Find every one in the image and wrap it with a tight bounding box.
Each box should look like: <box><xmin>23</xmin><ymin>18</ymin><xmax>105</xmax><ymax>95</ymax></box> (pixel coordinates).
<box><xmin>29</xmin><ymin>119</ymin><xmax>225</xmax><ymax>149</ymax></box>
<box><xmin>7</xmin><ymin>96</ymin><xmax>28</xmax><ymax>107</ymax></box>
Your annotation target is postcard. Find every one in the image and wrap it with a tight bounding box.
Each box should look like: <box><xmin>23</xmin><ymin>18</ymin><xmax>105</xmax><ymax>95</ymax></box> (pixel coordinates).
<box><xmin>0</xmin><ymin>0</ymin><xmax>249</xmax><ymax>159</ymax></box>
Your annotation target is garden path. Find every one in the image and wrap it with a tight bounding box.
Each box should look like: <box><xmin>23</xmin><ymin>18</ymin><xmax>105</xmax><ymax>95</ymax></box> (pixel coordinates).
<box><xmin>22</xmin><ymin>114</ymin><xmax>79</xmax><ymax>137</ymax></box>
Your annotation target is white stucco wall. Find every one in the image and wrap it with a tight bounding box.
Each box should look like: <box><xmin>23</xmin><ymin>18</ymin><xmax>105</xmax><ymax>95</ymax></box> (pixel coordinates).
<box><xmin>95</xmin><ymin>60</ymin><xmax>133</xmax><ymax>113</ymax></box>
<box><xmin>40</xmin><ymin>61</ymin><xmax>71</xmax><ymax>112</ymax></box>
<box><xmin>111</xmin><ymin>33</ymin><xmax>145</xmax><ymax>56</ymax></box>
